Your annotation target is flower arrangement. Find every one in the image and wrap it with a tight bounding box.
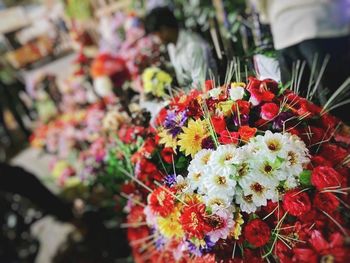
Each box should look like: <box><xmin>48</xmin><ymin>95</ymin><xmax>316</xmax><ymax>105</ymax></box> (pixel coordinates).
<box><xmin>125</xmin><ymin>77</ymin><xmax>350</xmax><ymax>262</ymax></box>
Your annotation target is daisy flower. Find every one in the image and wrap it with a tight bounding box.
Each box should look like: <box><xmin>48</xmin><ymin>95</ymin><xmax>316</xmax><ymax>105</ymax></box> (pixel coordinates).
<box><xmin>204</xmin><ymin>169</ymin><xmax>236</xmax><ymax>199</ymax></box>
<box><xmin>255</xmin><ymin>131</ymin><xmax>289</xmax><ymax>160</ymax></box>
<box><xmin>203</xmin><ymin>194</ymin><xmax>231</xmax><ymax>210</ymax></box>
<box><xmin>208</xmin><ymin>145</ymin><xmax>238</xmax><ymax>176</ymax></box>
<box><xmin>178</xmin><ymin>119</ymin><xmax>209</xmax><ymax>156</ymax></box>
<box><xmin>235</xmin><ymin>188</ymin><xmax>258</xmax><ymax>214</ymax></box>
<box><xmin>158</xmin><ymin>128</ymin><xmax>178</xmax><ymax>150</ymax></box>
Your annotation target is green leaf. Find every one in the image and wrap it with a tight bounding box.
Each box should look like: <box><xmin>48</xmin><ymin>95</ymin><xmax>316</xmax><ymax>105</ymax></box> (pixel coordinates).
<box><xmin>299</xmin><ymin>170</ymin><xmax>312</xmax><ymax>186</ymax></box>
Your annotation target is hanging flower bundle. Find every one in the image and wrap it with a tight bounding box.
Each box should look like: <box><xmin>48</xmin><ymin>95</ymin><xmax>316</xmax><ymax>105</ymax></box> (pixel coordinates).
<box><xmin>124</xmin><ymin>77</ymin><xmax>350</xmax><ymax>262</ymax></box>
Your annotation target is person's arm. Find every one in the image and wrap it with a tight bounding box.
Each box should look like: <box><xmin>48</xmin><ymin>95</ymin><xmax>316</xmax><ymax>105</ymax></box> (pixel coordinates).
<box><xmin>0</xmin><ymin>163</ymin><xmax>74</xmax><ymax>222</ymax></box>
<box><xmin>186</xmin><ymin>42</ymin><xmax>207</xmax><ymax>88</ymax></box>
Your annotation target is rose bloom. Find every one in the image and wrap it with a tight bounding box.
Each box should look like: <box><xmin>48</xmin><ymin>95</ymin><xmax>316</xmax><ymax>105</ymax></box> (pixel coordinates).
<box><xmin>219</xmin><ymin>130</ymin><xmax>239</xmax><ymax>145</ymax></box>
<box><xmin>238</xmin><ymin>126</ymin><xmax>257</xmax><ymax>142</ymax></box>
<box><xmin>148</xmin><ymin>187</ymin><xmax>175</xmax><ymax>217</ymax></box>
<box><xmin>260</xmin><ymin>102</ymin><xmax>280</xmax><ymax>121</ymax></box>
<box><xmin>244</xmin><ymin>219</ymin><xmax>271</xmax><ymax>247</ymax></box>
<box><xmin>211</xmin><ymin>115</ymin><xmax>227</xmax><ymax>133</ymax></box>
<box><xmin>311</xmin><ymin>166</ymin><xmax>342</xmax><ymax>190</ymax></box>
<box><xmin>283</xmin><ymin>189</ymin><xmax>311</xmax><ymax>217</ymax></box>
<box><xmin>313</xmin><ymin>192</ymin><xmax>339</xmax><ymax>214</ymax></box>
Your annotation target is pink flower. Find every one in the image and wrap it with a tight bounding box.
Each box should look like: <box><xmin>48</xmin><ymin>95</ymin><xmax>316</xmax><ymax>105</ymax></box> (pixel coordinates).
<box><xmin>261</xmin><ymin>103</ymin><xmax>279</xmax><ymax>120</ymax></box>
<box><xmin>207</xmin><ymin>208</ymin><xmax>234</xmax><ymax>242</ymax></box>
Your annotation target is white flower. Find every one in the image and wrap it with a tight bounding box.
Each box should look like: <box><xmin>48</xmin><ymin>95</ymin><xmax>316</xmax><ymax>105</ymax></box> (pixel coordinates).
<box><xmin>229</xmin><ymin>85</ymin><xmax>245</xmax><ymax>101</ymax></box>
<box><xmin>203</xmin><ymin>194</ymin><xmax>231</xmax><ymax>210</ymax></box>
<box><xmin>209</xmin><ymin>87</ymin><xmax>222</xmax><ymax>98</ymax></box>
<box><xmin>207</xmin><ymin>208</ymin><xmax>234</xmax><ymax>242</ymax></box>
<box><xmin>208</xmin><ymin>145</ymin><xmax>238</xmax><ymax>176</ymax></box>
<box><xmin>255</xmin><ymin>131</ymin><xmax>289</xmax><ymax>160</ymax></box>
<box><xmin>239</xmin><ymin>174</ymin><xmax>276</xmax><ymax>207</ymax></box>
<box><xmin>235</xmin><ymin>188</ymin><xmax>258</xmax><ymax>213</ymax></box>
<box><xmin>190</xmin><ymin>149</ymin><xmax>213</xmax><ymax>172</ymax></box>
<box><xmin>204</xmin><ymin>171</ymin><xmax>236</xmax><ymax>199</ymax></box>
<box><xmin>175</xmin><ymin>175</ymin><xmax>191</xmax><ymax>194</ymax></box>
<box><xmin>249</xmin><ymin>158</ymin><xmax>282</xmax><ymax>184</ymax></box>
<box><xmin>187</xmin><ymin>168</ymin><xmax>205</xmax><ymax>191</ymax></box>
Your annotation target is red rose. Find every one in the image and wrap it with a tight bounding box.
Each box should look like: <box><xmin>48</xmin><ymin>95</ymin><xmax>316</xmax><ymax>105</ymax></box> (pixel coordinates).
<box><xmin>232</xmin><ymin>100</ymin><xmax>251</xmax><ymax>115</ymax></box>
<box><xmin>219</xmin><ymin>130</ymin><xmax>239</xmax><ymax>145</ymax></box>
<box><xmin>261</xmin><ymin>103</ymin><xmax>279</xmax><ymax>120</ymax></box>
<box><xmin>320</xmin><ymin>144</ymin><xmax>348</xmax><ymax>167</ymax></box>
<box><xmin>283</xmin><ymin>189</ymin><xmax>311</xmax><ymax>217</ymax></box>
<box><xmin>211</xmin><ymin>115</ymin><xmax>227</xmax><ymax>133</ymax></box>
<box><xmin>311</xmin><ymin>166</ymin><xmax>342</xmax><ymax>190</ymax></box>
<box><xmin>308</xmin><ymin>155</ymin><xmax>333</xmax><ymax>169</ymax></box>
<box><xmin>161</xmin><ymin>147</ymin><xmax>174</xmax><ymax>164</ymax></box>
<box><xmin>238</xmin><ymin>126</ymin><xmax>257</xmax><ymax>142</ymax></box>
<box><xmin>313</xmin><ymin>192</ymin><xmax>339</xmax><ymax>214</ymax></box>
<box><xmin>244</xmin><ymin>219</ymin><xmax>271</xmax><ymax>247</ymax></box>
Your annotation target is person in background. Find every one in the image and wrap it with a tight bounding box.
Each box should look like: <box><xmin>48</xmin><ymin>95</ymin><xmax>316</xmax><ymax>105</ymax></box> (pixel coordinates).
<box><xmin>254</xmin><ymin>0</ymin><xmax>350</xmax><ymax>123</ymax></box>
<box><xmin>144</xmin><ymin>7</ymin><xmax>217</xmax><ymax>88</ymax></box>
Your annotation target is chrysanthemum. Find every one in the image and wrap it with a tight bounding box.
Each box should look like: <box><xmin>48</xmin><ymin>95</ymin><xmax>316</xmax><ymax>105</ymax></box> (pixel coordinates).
<box><xmin>180</xmin><ymin>200</ymin><xmax>212</xmax><ymax>239</ymax></box>
<box><xmin>157</xmin><ymin>208</ymin><xmax>184</xmax><ymax>239</ymax></box>
<box><xmin>158</xmin><ymin>128</ymin><xmax>178</xmax><ymax>150</ymax></box>
<box><xmin>178</xmin><ymin>119</ymin><xmax>209</xmax><ymax>156</ymax></box>
<box><xmin>148</xmin><ymin>187</ymin><xmax>175</xmax><ymax>217</ymax></box>
<box><xmin>208</xmin><ymin>145</ymin><xmax>239</xmax><ymax>176</ymax></box>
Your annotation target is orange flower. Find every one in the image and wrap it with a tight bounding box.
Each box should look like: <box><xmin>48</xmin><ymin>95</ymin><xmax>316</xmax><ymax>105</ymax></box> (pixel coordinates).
<box><xmin>238</xmin><ymin>126</ymin><xmax>257</xmax><ymax>142</ymax></box>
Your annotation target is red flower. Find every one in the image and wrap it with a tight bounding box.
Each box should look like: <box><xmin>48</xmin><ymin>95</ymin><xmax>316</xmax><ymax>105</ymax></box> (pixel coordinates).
<box><xmin>180</xmin><ymin>201</ymin><xmax>212</xmax><ymax>239</ymax></box>
<box><xmin>293</xmin><ymin>230</ymin><xmax>347</xmax><ymax>263</ymax></box>
<box><xmin>205</xmin><ymin>79</ymin><xmax>215</xmax><ymax>91</ymax></box>
<box><xmin>219</xmin><ymin>130</ymin><xmax>239</xmax><ymax>145</ymax></box>
<box><xmin>313</xmin><ymin>192</ymin><xmax>339</xmax><ymax>214</ymax></box>
<box><xmin>238</xmin><ymin>126</ymin><xmax>257</xmax><ymax>142</ymax></box>
<box><xmin>261</xmin><ymin>103</ymin><xmax>279</xmax><ymax>120</ymax></box>
<box><xmin>283</xmin><ymin>189</ymin><xmax>311</xmax><ymax>217</ymax></box>
<box><xmin>148</xmin><ymin>187</ymin><xmax>175</xmax><ymax>217</ymax></box>
<box><xmin>232</xmin><ymin>100</ymin><xmax>251</xmax><ymax>115</ymax></box>
<box><xmin>161</xmin><ymin>147</ymin><xmax>174</xmax><ymax>164</ymax></box>
<box><xmin>244</xmin><ymin>219</ymin><xmax>271</xmax><ymax>247</ymax></box>
<box><xmin>320</xmin><ymin>144</ymin><xmax>348</xmax><ymax>167</ymax></box>
<box><xmin>155</xmin><ymin>108</ymin><xmax>168</xmax><ymax>126</ymax></box>
<box><xmin>311</xmin><ymin>166</ymin><xmax>342</xmax><ymax>190</ymax></box>
<box><xmin>309</xmin><ymin>155</ymin><xmax>333</xmax><ymax>169</ymax></box>
<box><xmin>211</xmin><ymin>115</ymin><xmax>227</xmax><ymax>133</ymax></box>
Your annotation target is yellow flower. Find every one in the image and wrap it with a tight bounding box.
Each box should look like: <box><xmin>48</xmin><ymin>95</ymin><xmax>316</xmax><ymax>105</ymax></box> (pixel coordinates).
<box><xmin>52</xmin><ymin>160</ymin><xmax>70</xmax><ymax>179</ymax></box>
<box><xmin>230</xmin><ymin>212</ymin><xmax>244</xmax><ymax>240</ymax></box>
<box><xmin>142</xmin><ymin>67</ymin><xmax>172</xmax><ymax>97</ymax></box>
<box><xmin>178</xmin><ymin>119</ymin><xmax>209</xmax><ymax>156</ymax></box>
<box><xmin>157</xmin><ymin>208</ymin><xmax>184</xmax><ymax>239</ymax></box>
<box><xmin>218</xmin><ymin>101</ymin><xmax>234</xmax><ymax>116</ymax></box>
<box><xmin>158</xmin><ymin>129</ymin><xmax>178</xmax><ymax>150</ymax></box>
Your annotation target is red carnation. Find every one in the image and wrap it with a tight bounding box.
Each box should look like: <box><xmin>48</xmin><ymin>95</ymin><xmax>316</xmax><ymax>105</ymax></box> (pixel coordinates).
<box><xmin>161</xmin><ymin>147</ymin><xmax>174</xmax><ymax>164</ymax></box>
<box><xmin>313</xmin><ymin>192</ymin><xmax>339</xmax><ymax>214</ymax></box>
<box><xmin>147</xmin><ymin>187</ymin><xmax>175</xmax><ymax>217</ymax></box>
<box><xmin>211</xmin><ymin>115</ymin><xmax>227</xmax><ymax>133</ymax></box>
<box><xmin>261</xmin><ymin>103</ymin><xmax>279</xmax><ymax>120</ymax></box>
<box><xmin>320</xmin><ymin>143</ymin><xmax>348</xmax><ymax>167</ymax></box>
<box><xmin>244</xmin><ymin>219</ymin><xmax>271</xmax><ymax>247</ymax></box>
<box><xmin>311</xmin><ymin>166</ymin><xmax>342</xmax><ymax>190</ymax></box>
<box><xmin>283</xmin><ymin>189</ymin><xmax>311</xmax><ymax>217</ymax></box>
<box><xmin>180</xmin><ymin>202</ymin><xmax>212</xmax><ymax>239</ymax></box>
<box><xmin>238</xmin><ymin>126</ymin><xmax>257</xmax><ymax>142</ymax></box>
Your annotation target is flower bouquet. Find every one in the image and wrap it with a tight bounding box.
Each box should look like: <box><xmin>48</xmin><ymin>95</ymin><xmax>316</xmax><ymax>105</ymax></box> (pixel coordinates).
<box><xmin>124</xmin><ymin>77</ymin><xmax>350</xmax><ymax>262</ymax></box>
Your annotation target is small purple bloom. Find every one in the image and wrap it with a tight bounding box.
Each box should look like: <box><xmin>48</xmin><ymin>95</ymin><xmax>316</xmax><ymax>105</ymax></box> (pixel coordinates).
<box><xmin>233</xmin><ymin>113</ymin><xmax>249</xmax><ymax>126</ymax></box>
<box><xmin>201</xmin><ymin>136</ymin><xmax>215</xmax><ymax>150</ymax></box>
<box><xmin>272</xmin><ymin>111</ymin><xmax>294</xmax><ymax>131</ymax></box>
<box><xmin>163</xmin><ymin>174</ymin><xmax>177</xmax><ymax>187</ymax></box>
<box><xmin>164</xmin><ymin>111</ymin><xmax>188</xmax><ymax>137</ymax></box>
<box><xmin>200</xmin><ymin>236</ymin><xmax>216</xmax><ymax>253</ymax></box>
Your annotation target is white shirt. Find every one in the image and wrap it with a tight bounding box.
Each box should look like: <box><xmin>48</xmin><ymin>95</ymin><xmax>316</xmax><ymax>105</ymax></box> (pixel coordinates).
<box><xmin>167</xmin><ymin>30</ymin><xmax>217</xmax><ymax>88</ymax></box>
<box><xmin>254</xmin><ymin>0</ymin><xmax>350</xmax><ymax>50</ymax></box>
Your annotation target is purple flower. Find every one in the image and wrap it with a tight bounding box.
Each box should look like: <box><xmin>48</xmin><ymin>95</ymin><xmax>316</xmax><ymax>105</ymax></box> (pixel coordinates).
<box><xmin>163</xmin><ymin>174</ymin><xmax>177</xmax><ymax>187</ymax></box>
<box><xmin>272</xmin><ymin>112</ymin><xmax>294</xmax><ymax>131</ymax></box>
<box><xmin>200</xmin><ymin>236</ymin><xmax>216</xmax><ymax>253</ymax></box>
<box><xmin>233</xmin><ymin>113</ymin><xmax>249</xmax><ymax>126</ymax></box>
<box><xmin>201</xmin><ymin>136</ymin><xmax>215</xmax><ymax>150</ymax></box>
<box><xmin>164</xmin><ymin>111</ymin><xmax>188</xmax><ymax>137</ymax></box>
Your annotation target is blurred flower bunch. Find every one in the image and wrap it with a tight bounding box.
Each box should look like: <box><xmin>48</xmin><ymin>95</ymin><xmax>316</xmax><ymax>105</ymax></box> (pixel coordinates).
<box><xmin>142</xmin><ymin>67</ymin><xmax>173</xmax><ymax>98</ymax></box>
